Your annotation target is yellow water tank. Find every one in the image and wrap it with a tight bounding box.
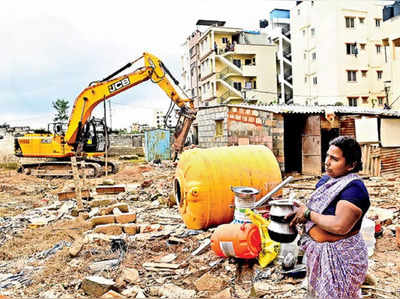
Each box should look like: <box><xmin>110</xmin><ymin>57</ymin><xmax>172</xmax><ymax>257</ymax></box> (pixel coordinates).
<box><xmin>175</xmin><ymin>145</ymin><xmax>282</xmax><ymax>229</ymax></box>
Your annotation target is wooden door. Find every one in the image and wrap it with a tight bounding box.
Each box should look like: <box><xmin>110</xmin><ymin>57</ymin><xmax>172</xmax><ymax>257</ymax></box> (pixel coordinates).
<box><xmin>302</xmin><ymin>116</ymin><xmax>322</xmax><ymax>175</ymax></box>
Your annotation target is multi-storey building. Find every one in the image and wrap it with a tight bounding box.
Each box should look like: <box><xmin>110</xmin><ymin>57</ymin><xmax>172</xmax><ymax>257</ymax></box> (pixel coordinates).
<box><xmin>382</xmin><ymin>1</ymin><xmax>400</xmax><ymax>110</ymax></box>
<box><xmin>264</xmin><ymin>9</ymin><xmax>293</xmax><ymax>104</ymax></box>
<box><xmin>182</xmin><ymin>20</ymin><xmax>278</xmax><ymax>108</ymax></box>
<box><xmin>291</xmin><ymin>0</ymin><xmax>386</xmax><ymax>107</ymax></box>
<box><xmin>152</xmin><ymin>109</ymin><xmax>176</xmax><ymax>129</ymax></box>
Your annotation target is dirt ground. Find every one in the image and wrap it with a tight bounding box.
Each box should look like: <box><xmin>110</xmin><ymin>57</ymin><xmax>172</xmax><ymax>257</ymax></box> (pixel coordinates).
<box><xmin>0</xmin><ymin>160</ymin><xmax>399</xmax><ymax>298</ymax></box>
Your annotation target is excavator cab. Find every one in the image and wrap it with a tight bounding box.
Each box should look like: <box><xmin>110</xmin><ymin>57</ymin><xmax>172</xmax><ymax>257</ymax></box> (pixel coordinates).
<box><xmin>81</xmin><ymin>117</ymin><xmax>109</xmax><ymax>153</ymax></box>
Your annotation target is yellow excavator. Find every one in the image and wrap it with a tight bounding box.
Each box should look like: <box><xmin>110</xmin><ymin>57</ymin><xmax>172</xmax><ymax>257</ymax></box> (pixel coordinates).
<box><xmin>14</xmin><ymin>52</ymin><xmax>196</xmax><ymax>177</ymax></box>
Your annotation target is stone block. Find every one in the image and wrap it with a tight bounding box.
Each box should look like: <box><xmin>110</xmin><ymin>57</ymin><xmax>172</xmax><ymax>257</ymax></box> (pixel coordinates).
<box><xmin>89</xmin><ymin>199</ymin><xmax>117</xmax><ymax>208</ymax></box>
<box><xmin>115</xmin><ymin>213</ymin><xmax>136</xmax><ymax>224</ymax></box>
<box><xmin>94</xmin><ymin>224</ymin><xmax>122</xmax><ymax>235</ymax></box>
<box><xmin>81</xmin><ymin>276</ymin><xmax>115</xmax><ymax>297</ymax></box>
<box><xmin>91</xmin><ymin>215</ymin><xmax>115</xmax><ymax>226</ymax></box>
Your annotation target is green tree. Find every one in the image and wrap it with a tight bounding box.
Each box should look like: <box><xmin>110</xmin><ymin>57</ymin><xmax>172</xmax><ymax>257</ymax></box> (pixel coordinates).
<box><xmin>52</xmin><ymin>99</ymin><xmax>70</xmax><ymax>123</ymax></box>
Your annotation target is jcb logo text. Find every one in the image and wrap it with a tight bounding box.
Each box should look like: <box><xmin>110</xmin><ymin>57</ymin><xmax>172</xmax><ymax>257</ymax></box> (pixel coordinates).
<box><xmin>108</xmin><ymin>77</ymin><xmax>130</xmax><ymax>93</ymax></box>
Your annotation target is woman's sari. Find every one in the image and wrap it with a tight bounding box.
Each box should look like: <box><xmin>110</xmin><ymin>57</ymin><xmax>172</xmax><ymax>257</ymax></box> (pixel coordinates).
<box><xmin>300</xmin><ymin>173</ymin><xmax>368</xmax><ymax>298</ymax></box>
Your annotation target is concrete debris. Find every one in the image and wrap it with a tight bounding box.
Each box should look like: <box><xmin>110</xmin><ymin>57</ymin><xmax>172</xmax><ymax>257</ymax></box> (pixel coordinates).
<box><xmin>119</xmin><ymin>267</ymin><xmax>140</xmax><ymax>284</ymax></box>
<box><xmin>0</xmin><ymin>162</ymin><xmax>399</xmax><ymax>297</ymax></box>
<box><xmin>194</xmin><ymin>272</ymin><xmax>226</xmax><ymax>292</ymax></box>
<box><xmin>150</xmin><ymin>283</ymin><xmax>196</xmax><ymax>298</ymax></box>
<box><xmin>81</xmin><ymin>276</ymin><xmax>115</xmax><ymax>297</ymax></box>
<box><xmin>101</xmin><ymin>289</ymin><xmax>125</xmax><ymax>298</ymax></box>
<box><xmin>69</xmin><ymin>238</ymin><xmax>86</xmax><ymax>257</ymax></box>
<box><xmin>89</xmin><ymin>259</ymin><xmax>120</xmax><ymax>272</ymax></box>
<box><xmin>36</xmin><ymin>241</ymin><xmax>70</xmax><ymax>259</ymax></box>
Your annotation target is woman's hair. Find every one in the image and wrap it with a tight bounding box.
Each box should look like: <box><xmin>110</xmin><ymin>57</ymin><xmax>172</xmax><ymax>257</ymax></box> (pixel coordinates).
<box><xmin>329</xmin><ymin>136</ymin><xmax>363</xmax><ymax>172</ymax></box>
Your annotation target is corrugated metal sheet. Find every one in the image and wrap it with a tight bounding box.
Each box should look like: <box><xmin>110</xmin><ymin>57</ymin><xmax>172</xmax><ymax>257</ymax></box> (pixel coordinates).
<box><xmin>380</xmin><ymin>148</ymin><xmax>400</xmax><ymax>176</ymax></box>
<box><xmin>340</xmin><ymin>116</ymin><xmax>356</xmax><ymax>137</ymax></box>
<box><xmin>144</xmin><ymin>129</ymin><xmax>171</xmax><ymax>161</ymax></box>
<box><xmin>221</xmin><ymin>104</ymin><xmax>400</xmax><ymax>117</ymax></box>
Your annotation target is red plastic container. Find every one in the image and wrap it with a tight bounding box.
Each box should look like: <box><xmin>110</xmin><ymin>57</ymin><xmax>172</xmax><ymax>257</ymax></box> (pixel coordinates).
<box><xmin>211</xmin><ymin>223</ymin><xmax>261</xmax><ymax>259</ymax></box>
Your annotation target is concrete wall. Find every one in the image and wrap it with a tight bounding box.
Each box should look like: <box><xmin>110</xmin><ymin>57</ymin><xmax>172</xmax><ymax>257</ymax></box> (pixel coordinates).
<box><xmin>109</xmin><ymin>134</ymin><xmax>144</xmax><ymax>147</ymax></box>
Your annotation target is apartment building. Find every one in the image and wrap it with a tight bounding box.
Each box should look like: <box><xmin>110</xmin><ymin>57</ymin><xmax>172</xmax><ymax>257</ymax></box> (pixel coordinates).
<box><xmin>382</xmin><ymin>2</ymin><xmax>400</xmax><ymax>110</ymax></box>
<box><xmin>182</xmin><ymin>20</ymin><xmax>278</xmax><ymax>107</ymax></box>
<box><xmin>264</xmin><ymin>9</ymin><xmax>293</xmax><ymax>104</ymax></box>
<box><xmin>291</xmin><ymin>0</ymin><xmax>386</xmax><ymax>107</ymax></box>
<box><xmin>152</xmin><ymin>109</ymin><xmax>176</xmax><ymax>129</ymax></box>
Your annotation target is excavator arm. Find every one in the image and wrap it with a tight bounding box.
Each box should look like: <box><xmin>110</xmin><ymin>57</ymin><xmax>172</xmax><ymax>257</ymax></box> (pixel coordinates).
<box><xmin>64</xmin><ymin>52</ymin><xmax>196</xmax><ymax>159</ymax></box>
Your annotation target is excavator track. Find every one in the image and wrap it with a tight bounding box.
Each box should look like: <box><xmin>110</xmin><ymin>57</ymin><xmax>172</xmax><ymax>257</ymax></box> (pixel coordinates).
<box><xmin>17</xmin><ymin>161</ymin><xmax>103</xmax><ymax>178</ymax></box>
<box><xmin>85</xmin><ymin>159</ymin><xmax>119</xmax><ymax>175</ymax></box>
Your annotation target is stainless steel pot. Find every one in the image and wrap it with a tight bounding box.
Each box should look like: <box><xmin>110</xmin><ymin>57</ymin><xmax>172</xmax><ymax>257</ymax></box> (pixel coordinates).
<box><xmin>268</xmin><ymin>200</ymin><xmax>297</xmax><ymax>243</ymax></box>
<box><xmin>231</xmin><ymin>186</ymin><xmax>259</xmax><ymax>208</ymax></box>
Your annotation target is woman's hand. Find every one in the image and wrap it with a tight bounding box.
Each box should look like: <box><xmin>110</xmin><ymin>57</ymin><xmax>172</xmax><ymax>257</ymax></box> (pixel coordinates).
<box><xmin>286</xmin><ymin>201</ymin><xmax>308</xmax><ymax>227</ymax></box>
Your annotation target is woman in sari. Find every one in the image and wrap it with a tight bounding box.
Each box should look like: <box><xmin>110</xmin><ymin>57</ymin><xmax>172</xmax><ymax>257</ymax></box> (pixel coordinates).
<box><xmin>288</xmin><ymin>136</ymin><xmax>370</xmax><ymax>298</ymax></box>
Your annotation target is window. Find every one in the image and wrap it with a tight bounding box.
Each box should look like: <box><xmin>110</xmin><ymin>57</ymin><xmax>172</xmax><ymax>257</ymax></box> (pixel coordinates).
<box><xmin>361</xmin><ymin>70</ymin><xmax>367</xmax><ymax>78</ymax></box>
<box><xmin>377</xmin><ymin>70</ymin><xmax>382</xmax><ymax>79</ymax></box>
<box><xmin>360</xmin><ymin>43</ymin><xmax>366</xmax><ymax>50</ymax></box>
<box><xmin>347</xmin><ymin>70</ymin><xmax>357</xmax><ymax>82</ymax></box>
<box><xmin>378</xmin><ymin>97</ymin><xmax>384</xmax><ymax>105</ymax></box>
<box><xmin>375</xmin><ymin>19</ymin><xmax>381</xmax><ymax>27</ymax></box>
<box><xmin>297</xmin><ymin>9</ymin><xmax>300</xmax><ymax>16</ymax></box>
<box><xmin>311</xmin><ymin>28</ymin><xmax>315</xmax><ymax>36</ymax></box>
<box><xmin>245</xmin><ymin>59</ymin><xmax>252</xmax><ymax>65</ymax></box>
<box><xmin>304</xmin><ymin>52</ymin><xmax>307</xmax><ymax>60</ymax></box>
<box><xmin>313</xmin><ymin>76</ymin><xmax>317</xmax><ymax>85</ymax></box>
<box><xmin>362</xmin><ymin>96</ymin><xmax>369</xmax><ymax>104</ymax></box>
<box><xmin>233</xmin><ymin>59</ymin><xmax>241</xmax><ymax>68</ymax></box>
<box><xmin>215</xmin><ymin>120</ymin><xmax>223</xmax><ymax>137</ymax></box>
<box><xmin>253</xmin><ymin>80</ymin><xmax>256</xmax><ymax>89</ymax></box>
<box><xmin>376</xmin><ymin>45</ymin><xmax>381</xmax><ymax>54</ymax></box>
<box><xmin>348</xmin><ymin>97</ymin><xmax>358</xmax><ymax>106</ymax></box>
<box><xmin>359</xmin><ymin>17</ymin><xmax>365</xmax><ymax>24</ymax></box>
<box><xmin>346</xmin><ymin>43</ymin><xmax>357</xmax><ymax>55</ymax></box>
<box><xmin>222</xmin><ymin>37</ymin><xmax>229</xmax><ymax>44</ymax></box>
<box><xmin>312</xmin><ymin>52</ymin><xmax>316</xmax><ymax>60</ymax></box>
<box><xmin>345</xmin><ymin>17</ymin><xmax>355</xmax><ymax>28</ymax></box>
<box><xmin>233</xmin><ymin>82</ymin><xmax>242</xmax><ymax>91</ymax></box>
<box><xmin>305</xmin><ymin>76</ymin><xmax>307</xmax><ymax>83</ymax></box>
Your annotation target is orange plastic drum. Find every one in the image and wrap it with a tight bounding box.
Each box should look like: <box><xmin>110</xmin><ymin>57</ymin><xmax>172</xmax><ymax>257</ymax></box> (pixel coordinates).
<box><xmin>211</xmin><ymin>223</ymin><xmax>261</xmax><ymax>259</ymax></box>
<box><xmin>175</xmin><ymin>145</ymin><xmax>282</xmax><ymax>229</ymax></box>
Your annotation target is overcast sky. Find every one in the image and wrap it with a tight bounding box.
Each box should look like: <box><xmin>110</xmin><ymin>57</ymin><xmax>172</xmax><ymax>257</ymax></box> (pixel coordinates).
<box><xmin>1</xmin><ymin>0</ymin><xmax>295</xmax><ymax>129</ymax></box>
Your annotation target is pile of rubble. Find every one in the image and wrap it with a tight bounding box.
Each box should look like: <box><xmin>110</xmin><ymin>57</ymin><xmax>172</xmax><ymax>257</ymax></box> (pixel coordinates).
<box><xmin>0</xmin><ymin>162</ymin><xmax>399</xmax><ymax>298</ymax></box>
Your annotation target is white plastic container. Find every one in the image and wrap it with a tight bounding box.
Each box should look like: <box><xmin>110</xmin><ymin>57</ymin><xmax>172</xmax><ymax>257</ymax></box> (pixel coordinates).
<box><xmin>360</xmin><ymin>217</ymin><xmax>376</xmax><ymax>257</ymax></box>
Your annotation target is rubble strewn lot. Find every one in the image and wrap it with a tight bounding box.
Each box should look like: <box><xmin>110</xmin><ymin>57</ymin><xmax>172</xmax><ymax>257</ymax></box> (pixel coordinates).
<box><xmin>0</xmin><ymin>161</ymin><xmax>399</xmax><ymax>298</ymax></box>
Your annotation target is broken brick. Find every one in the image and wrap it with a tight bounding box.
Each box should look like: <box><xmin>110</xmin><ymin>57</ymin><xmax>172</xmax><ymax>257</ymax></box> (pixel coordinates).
<box><xmin>89</xmin><ymin>199</ymin><xmax>117</xmax><ymax>208</ymax></box>
<box><xmin>141</xmin><ymin>180</ymin><xmax>153</xmax><ymax>188</ymax></box>
<box><xmin>122</xmin><ymin>224</ymin><xmax>138</xmax><ymax>235</ymax></box>
<box><xmin>94</xmin><ymin>224</ymin><xmax>122</xmax><ymax>235</ymax></box>
<box><xmin>100</xmin><ymin>203</ymin><xmax>129</xmax><ymax>215</ymax></box>
<box><xmin>115</xmin><ymin>213</ymin><xmax>136</xmax><ymax>224</ymax></box>
<box><xmin>91</xmin><ymin>215</ymin><xmax>115</xmax><ymax>226</ymax></box>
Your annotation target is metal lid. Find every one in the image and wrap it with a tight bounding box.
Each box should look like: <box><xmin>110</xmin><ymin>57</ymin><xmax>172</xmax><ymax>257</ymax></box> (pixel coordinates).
<box><xmin>268</xmin><ymin>199</ymin><xmax>295</xmax><ymax>206</ymax></box>
<box><xmin>231</xmin><ymin>186</ymin><xmax>260</xmax><ymax>197</ymax></box>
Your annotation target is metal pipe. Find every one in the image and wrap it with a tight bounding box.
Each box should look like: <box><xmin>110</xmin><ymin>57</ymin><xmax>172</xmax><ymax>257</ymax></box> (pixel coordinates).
<box><xmin>253</xmin><ymin>176</ymin><xmax>294</xmax><ymax>208</ymax></box>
